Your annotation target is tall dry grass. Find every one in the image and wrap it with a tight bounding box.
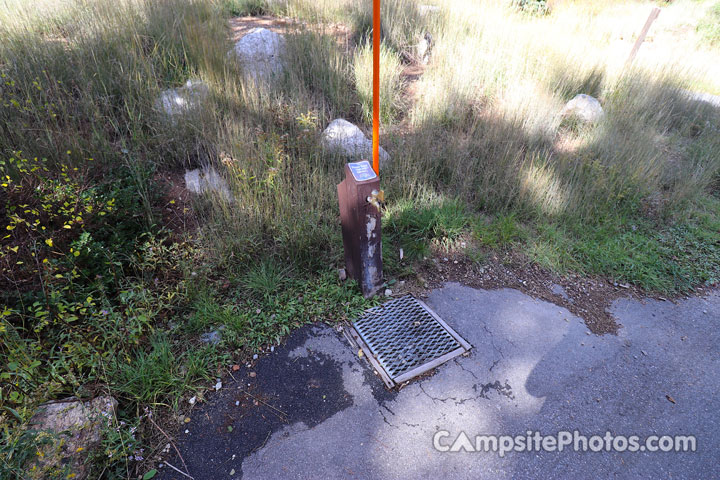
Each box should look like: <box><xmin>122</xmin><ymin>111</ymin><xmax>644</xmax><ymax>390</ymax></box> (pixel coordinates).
<box><xmin>1</xmin><ymin>0</ymin><xmax>718</xmax><ymax>270</ymax></box>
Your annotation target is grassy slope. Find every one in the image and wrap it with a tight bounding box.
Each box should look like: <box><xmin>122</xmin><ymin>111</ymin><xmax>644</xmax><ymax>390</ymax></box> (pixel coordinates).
<box><xmin>0</xmin><ymin>0</ymin><xmax>719</xmax><ymax>477</ymax></box>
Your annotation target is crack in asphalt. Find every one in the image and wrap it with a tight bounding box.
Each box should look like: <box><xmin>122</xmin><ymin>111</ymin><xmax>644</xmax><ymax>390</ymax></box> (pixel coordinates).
<box><xmin>455</xmin><ymin>358</ymin><xmax>480</xmax><ymax>380</ymax></box>
<box><xmin>483</xmin><ymin>324</ymin><xmax>505</xmax><ymax>359</ymax></box>
<box><xmin>418</xmin><ymin>381</ymin><xmax>499</xmax><ymax>406</ymax></box>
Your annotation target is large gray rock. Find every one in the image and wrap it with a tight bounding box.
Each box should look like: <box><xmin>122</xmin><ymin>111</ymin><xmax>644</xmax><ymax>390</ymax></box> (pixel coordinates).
<box><xmin>560</xmin><ymin>94</ymin><xmax>604</xmax><ymax>124</ymax></box>
<box><xmin>155</xmin><ymin>79</ymin><xmax>209</xmax><ymax>117</ymax></box>
<box><xmin>232</xmin><ymin>28</ymin><xmax>286</xmax><ymax>80</ymax></box>
<box><xmin>26</xmin><ymin>396</ymin><xmax>118</xmax><ymax>480</ymax></box>
<box><xmin>320</xmin><ymin>119</ymin><xmax>390</xmax><ymax>168</ymax></box>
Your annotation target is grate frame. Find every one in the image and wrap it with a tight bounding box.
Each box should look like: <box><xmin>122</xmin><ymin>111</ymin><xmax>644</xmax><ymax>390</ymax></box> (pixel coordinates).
<box><xmin>349</xmin><ymin>295</ymin><xmax>471</xmax><ymax>388</ymax></box>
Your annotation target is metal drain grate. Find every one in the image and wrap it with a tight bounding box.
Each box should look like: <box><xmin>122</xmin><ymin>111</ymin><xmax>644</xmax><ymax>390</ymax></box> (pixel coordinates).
<box><xmin>349</xmin><ymin>295</ymin><xmax>471</xmax><ymax>388</ymax></box>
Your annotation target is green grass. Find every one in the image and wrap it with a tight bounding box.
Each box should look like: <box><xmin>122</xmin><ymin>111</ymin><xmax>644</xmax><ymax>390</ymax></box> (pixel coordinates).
<box><xmin>527</xmin><ymin>201</ymin><xmax>720</xmax><ymax>292</ymax></box>
<box><xmin>354</xmin><ymin>41</ymin><xmax>406</xmax><ymax>124</ymax></box>
<box><xmin>474</xmin><ymin>214</ymin><xmax>528</xmax><ymax>249</ymax></box>
<box><xmin>224</xmin><ymin>0</ymin><xmax>268</xmax><ymax>16</ymax></box>
<box><xmin>110</xmin><ymin>335</ymin><xmax>219</xmax><ymax>407</ymax></box>
<box><xmin>1</xmin><ymin>0</ymin><xmax>720</xmax><ymax>476</ymax></box>
<box><xmin>385</xmin><ymin>197</ymin><xmax>470</xmax><ymax>260</ymax></box>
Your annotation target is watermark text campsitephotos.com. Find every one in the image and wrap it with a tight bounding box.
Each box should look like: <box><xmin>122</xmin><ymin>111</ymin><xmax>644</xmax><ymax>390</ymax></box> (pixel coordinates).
<box><xmin>433</xmin><ymin>430</ymin><xmax>696</xmax><ymax>457</ymax></box>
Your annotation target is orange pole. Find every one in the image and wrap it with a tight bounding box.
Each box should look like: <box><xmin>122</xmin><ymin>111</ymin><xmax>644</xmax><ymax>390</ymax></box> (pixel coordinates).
<box><xmin>372</xmin><ymin>0</ymin><xmax>380</xmax><ymax>175</ymax></box>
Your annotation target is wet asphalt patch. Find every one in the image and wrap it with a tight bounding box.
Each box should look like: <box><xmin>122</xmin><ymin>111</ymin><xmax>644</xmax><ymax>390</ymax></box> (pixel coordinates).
<box><xmin>159</xmin><ymin>325</ymin><xmax>373</xmax><ymax>479</ymax></box>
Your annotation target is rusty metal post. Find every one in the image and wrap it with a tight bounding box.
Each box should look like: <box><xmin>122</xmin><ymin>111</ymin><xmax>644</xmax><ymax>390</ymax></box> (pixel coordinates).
<box><xmin>337</xmin><ymin>160</ymin><xmax>383</xmax><ymax>298</ymax></box>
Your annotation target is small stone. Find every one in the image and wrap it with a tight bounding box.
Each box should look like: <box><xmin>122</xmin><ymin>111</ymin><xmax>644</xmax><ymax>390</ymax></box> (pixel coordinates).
<box><xmin>184</xmin><ymin>417</ymin><xmax>191</xmax><ymax>424</ymax></box>
<box><xmin>253</xmin><ymin>354</ymin><xmax>259</xmax><ymax>360</ymax></box>
<box><xmin>230</xmin><ymin>469</ymin><xmax>236</xmax><ymax>475</ymax></box>
<box><xmin>399</xmin><ymin>248</ymin><xmax>404</xmax><ymax>260</ymax></box>
<box><xmin>560</xmin><ymin>94</ymin><xmax>604</xmax><ymax>124</ymax></box>
<box><xmin>235</xmin><ymin>401</ymin><xmax>240</xmax><ymax>406</ymax></box>
<box><xmin>384</xmin><ymin>289</ymin><xmax>393</xmax><ymax>296</ymax></box>
<box><xmin>232</xmin><ymin>364</ymin><xmax>240</xmax><ymax>372</ymax></box>
<box><xmin>185</xmin><ymin>429</ymin><xmax>189</xmax><ymax>434</ymax></box>
<box><xmin>270</xmin><ymin>346</ymin><xmax>275</xmax><ymax>352</ymax></box>
<box><xmin>215</xmin><ymin>381</ymin><xmax>223</xmax><ymax>391</ymax></box>
<box><xmin>338</xmin><ymin>268</ymin><xmax>347</xmax><ymax>281</ymax></box>
<box><xmin>320</xmin><ymin>119</ymin><xmax>390</xmax><ymax>168</ymax></box>
<box><xmin>155</xmin><ymin>78</ymin><xmax>209</xmax><ymax>117</ymax></box>
<box><xmin>188</xmin><ymin>396</ymin><xmax>197</xmax><ymax>405</ymax></box>
<box><xmin>249</xmin><ymin>372</ymin><xmax>256</xmax><ymax>378</ymax></box>
<box><xmin>414</xmin><ymin>32</ymin><xmax>433</xmax><ymax>64</ymax></box>
<box><xmin>200</xmin><ymin>329</ymin><xmax>223</xmax><ymax>345</ymax></box>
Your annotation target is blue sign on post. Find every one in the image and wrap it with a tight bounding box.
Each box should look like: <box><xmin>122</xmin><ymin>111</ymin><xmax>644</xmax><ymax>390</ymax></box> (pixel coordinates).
<box><xmin>347</xmin><ymin>161</ymin><xmax>377</xmax><ymax>182</ymax></box>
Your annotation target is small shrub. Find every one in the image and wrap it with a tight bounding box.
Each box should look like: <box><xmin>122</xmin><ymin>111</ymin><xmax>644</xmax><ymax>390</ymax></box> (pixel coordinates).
<box><xmin>697</xmin><ymin>2</ymin><xmax>720</xmax><ymax>45</ymax></box>
<box><xmin>511</xmin><ymin>0</ymin><xmax>550</xmax><ymax>15</ymax></box>
<box><xmin>224</xmin><ymin>0</ymin><xmax>268</xmax><ymax>16</ymax></box>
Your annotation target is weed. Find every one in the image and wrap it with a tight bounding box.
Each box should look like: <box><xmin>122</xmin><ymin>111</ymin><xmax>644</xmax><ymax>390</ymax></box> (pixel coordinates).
<box><xmin>474</xmin><ymin>214</ymin><xmax>527</xmax><ymax>249</ymax></box>
<box><xmin>243</xmin><ymin>260</ymin><xmax>293</xmax><ymax>300</ymax></box>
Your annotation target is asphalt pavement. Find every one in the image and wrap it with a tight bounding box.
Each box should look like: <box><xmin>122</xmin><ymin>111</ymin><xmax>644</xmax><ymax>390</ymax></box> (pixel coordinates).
<box><xmin>162</xmin><ymin>283</ymin><xmax>719</xmax><ymax>479</ymax></box>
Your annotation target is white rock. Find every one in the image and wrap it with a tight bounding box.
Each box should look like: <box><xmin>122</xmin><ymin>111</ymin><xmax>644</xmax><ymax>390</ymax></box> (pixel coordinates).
<box><xmin>384</xmin><ymin>288</ymin><xmax>393</xmax><ymax>296</ymax></box>
<box><xmin>214</xmin><ymin>381</ymin><xmax>223</xmax><ymax>391</ymax></box>
<box><xmin>415</xmin><ymin>33</ymin><xmax>433</xmax><ymax>65</ymax></box>
<box><xmin>418</xmin><ymin>4</ymin><xmax>441</xmax><ymax>15</ymax></box>
<box><xmin>232</xmin><ymin>28</ymin><xmax>286</xmax><ymax>80</ymax></box>
<box><xmin>155</xmin><ymin>79</ymin><xmax>209</xmax><ymax>117</ymax></box>
<box><xmin>560</xmin><ymin>94</ymin><xmax>604</xmax><ymax>124</ymax></box>
<box><xmin>184</xmin><ymin>166</ymin><xmax>232</xmax><ymax>201</ymax></box>
<box><xmin>320</xmin><ymin>119</ymin><xmax>390</xmax><ymax>168</ymax></box>
<box><xmin>188</xmin><ymin>396</ymin><xmax>197</xmax><ymax>405</ymax></box>
<box><xmin>684</xmin><ymin>89</ymin><xmax>720</xmax><ymax>108</ymax></box>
